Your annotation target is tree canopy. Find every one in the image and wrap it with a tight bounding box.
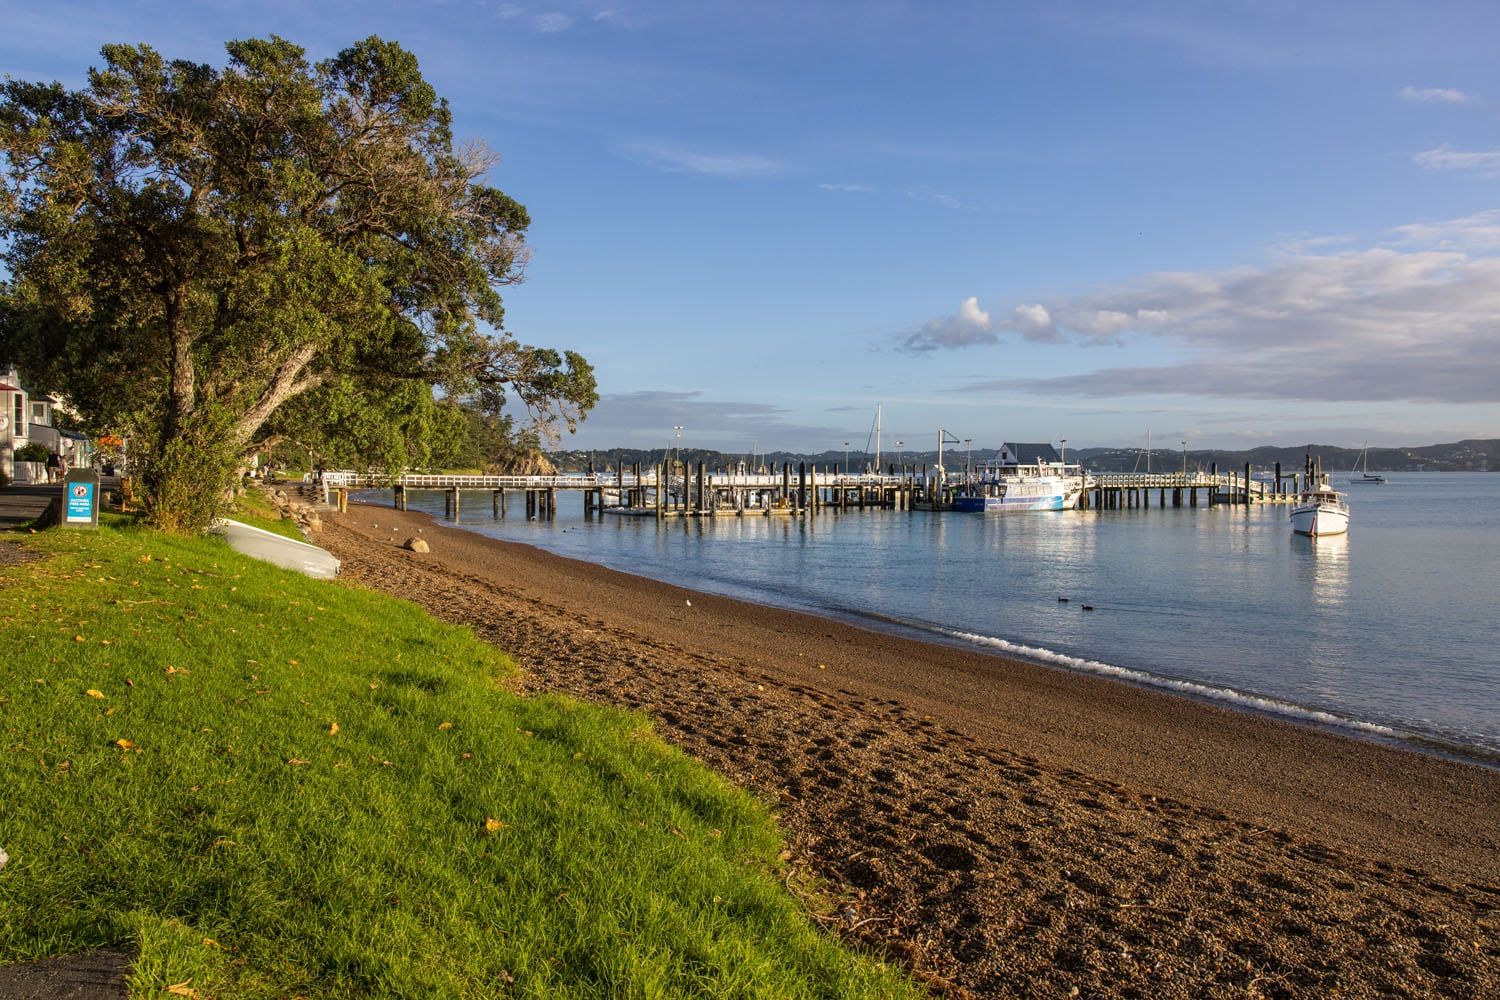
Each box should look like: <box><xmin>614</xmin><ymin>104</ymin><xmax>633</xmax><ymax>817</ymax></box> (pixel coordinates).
<box><xmin>0</xmin><ymin>35</ymin><xmax>595</xmax><ymax>530</ymax></box>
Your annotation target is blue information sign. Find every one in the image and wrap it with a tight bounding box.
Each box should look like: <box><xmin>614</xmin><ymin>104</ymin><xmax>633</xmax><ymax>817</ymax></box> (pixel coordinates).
<box><xmin>66</xmin><ymin>482</ymin><xmax>95</xmax><ymax>521</ymax></box>
<box><xmin>61</xmin><ymin>470</ymin><xmax>100</xmax><ymax>528</ymax></box>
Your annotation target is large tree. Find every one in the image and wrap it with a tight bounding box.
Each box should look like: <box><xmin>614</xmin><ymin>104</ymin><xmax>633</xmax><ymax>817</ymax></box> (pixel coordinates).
<box><xmin>0</xmin><ymin>36</ymin><xmax>595</xmax><ymax>531</ymax></box>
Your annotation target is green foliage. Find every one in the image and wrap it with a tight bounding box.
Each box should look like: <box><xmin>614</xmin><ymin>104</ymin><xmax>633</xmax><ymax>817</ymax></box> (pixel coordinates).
<box><xmin>0</xmin><ymin>523</ymin><xmax>917</xmax><ymax>998</ymax></box>
<box><xmin>0</xmin><ymin>36</ymin><xmax>597</xmax><ymax>533</ymax></box>
<box><xmin>13</xmin><ymin>442</ymin><xmax>49</xmax><ymax>463</ymax></box>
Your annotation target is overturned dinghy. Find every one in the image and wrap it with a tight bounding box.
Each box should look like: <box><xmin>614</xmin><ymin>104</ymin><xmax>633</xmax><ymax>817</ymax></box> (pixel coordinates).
<box><xmin>212</xmin><ymin>518</ymin><xmax>341</xmax><ymax>579</ymax></box>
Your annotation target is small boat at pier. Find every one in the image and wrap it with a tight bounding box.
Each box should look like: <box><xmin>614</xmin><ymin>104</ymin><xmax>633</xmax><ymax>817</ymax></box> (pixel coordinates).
<box><xmin>1291</xmin><ymin>454</ymin><xmax>1349</xmax><ymax>537</ymax></box>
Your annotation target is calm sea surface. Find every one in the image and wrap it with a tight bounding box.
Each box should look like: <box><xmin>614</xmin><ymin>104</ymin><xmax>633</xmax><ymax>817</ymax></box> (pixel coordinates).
<box><xmin>368</xmin><ymin>473</ymin><xmax>1500</xmax><ymax>762</ymax></box>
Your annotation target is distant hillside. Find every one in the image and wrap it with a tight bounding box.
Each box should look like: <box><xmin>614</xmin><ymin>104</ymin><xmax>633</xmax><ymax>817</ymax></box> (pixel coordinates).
<box><xmin>1073</xmin><ymin>440</ymin><xmax>1497</xmax><ymax>474</ymax></box>
<box><xmin>550</xmin><ymin>440</ymin><xmax>1497</xmax><ymax>474</ymax></box>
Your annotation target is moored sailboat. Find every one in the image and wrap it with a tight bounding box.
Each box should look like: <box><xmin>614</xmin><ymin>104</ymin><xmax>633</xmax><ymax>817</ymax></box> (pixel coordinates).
<box><xmin>1348</xmin><ymin>443</ymin><xmax>1386</xmax><ymax>485</ymax></box>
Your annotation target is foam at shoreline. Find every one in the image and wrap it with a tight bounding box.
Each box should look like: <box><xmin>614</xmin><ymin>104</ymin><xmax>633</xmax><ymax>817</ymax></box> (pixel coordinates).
<box><xmin>938</xmin><ymin>626</ymin><xmax>1404</xmax><ymax>740</ymax></box>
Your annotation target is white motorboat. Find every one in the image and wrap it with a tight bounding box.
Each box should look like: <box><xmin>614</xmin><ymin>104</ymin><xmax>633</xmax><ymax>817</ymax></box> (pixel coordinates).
<box><xmin>1348</xmin><ymin>443</ymin><xmax>1386</xmax><ymax>485</ymax></box>
<box><xmin>1291</xmin><ymin>454</ymin><xmax>1349</xmax><ymax>537</ymax></box>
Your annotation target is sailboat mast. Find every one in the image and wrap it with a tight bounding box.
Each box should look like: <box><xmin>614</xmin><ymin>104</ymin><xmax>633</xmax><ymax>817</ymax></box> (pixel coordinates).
<box><xmin>1147</xmin><ymin>429</ymin><xmax>1151</xmax><ymax>474</ymax></box>
<box><xmin>875</xmin><ymin>403</ymin><xmax>882</xmax><ymax>472</ymax></box>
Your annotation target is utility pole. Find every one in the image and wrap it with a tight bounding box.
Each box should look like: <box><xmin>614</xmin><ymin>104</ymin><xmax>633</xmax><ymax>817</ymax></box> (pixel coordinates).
<box><xmin>674</xmin><ymin>425</ymin><xmax>683</xmax><ymax>467</ymax></box>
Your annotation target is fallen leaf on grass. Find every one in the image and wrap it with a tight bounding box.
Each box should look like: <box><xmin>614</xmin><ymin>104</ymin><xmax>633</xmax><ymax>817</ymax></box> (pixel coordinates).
<box><xmin>115</xmin><ymin>739</ymin><xmax>137</xmax><ymax>751</ymax></box>
<box><xmin>485</xmin><ymin>817</ymin><xmax>506</xmax><ymax>833</ymax></box>
<box><xmin>166</xmin><ymin>981</ymin><xmax>196</xmax><ymax>997</ymax></box>
<box><xmin>85</xmin><ymin>689</ymin><xmax>105</xmax><ymax>699</ymax></box>
<box><xmin>166</xmin><ymin>665</ymin><xmax>191</xmax><ymax>675</ymax></box>
<box><xmin>437</xmin><ymin>721</ymin><xmax>453</xmax><ymax>731</ymax></box>
<box><xmin>73</xmin><ymin>635</ymin><xmax>85</xmax><ymax>643</ymax></box>
<box><xmin>287</xmin><ymin>758</ymin><xmax>310</xmax><ymax>766</ymax></box>
<box><xmin>328</xmin><ymin>722</ymin><xmax>339</xmax><ymax>736</ymax></box>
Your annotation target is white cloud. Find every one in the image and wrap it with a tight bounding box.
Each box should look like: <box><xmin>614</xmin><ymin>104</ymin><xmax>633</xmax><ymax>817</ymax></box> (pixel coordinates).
<box><xmin>1398</xmin><ymin>85</ymin><xmax>1476</xmax><ymax>104</ymax></box>
<box><xmin>908</xmin><ymin>212</ymin><xmax>1500</xmax><ymax>405</ymax></box>
<box><xmin>900</xmin><ymin>296</ymin><xmax>996</xmax><ymax>352</ymax></box>
<box><xmin>818</xmin><ymin>182</ymin><xmax>875</xmax><ymax>193</ymax></box>
<box><xmin>621</xmin><ymin>143</ymin><xmax>782</xmax><ymax>179</ymax></box>
<box><xmin>1413</xmin><ymin>145</ymin><xmax>1500</xmax><ymax>176</ymax></box>
<box><xmin>1010</xmin><ymin>303</ymin><xmax>1055</xmax><ymax>340</ymax></box>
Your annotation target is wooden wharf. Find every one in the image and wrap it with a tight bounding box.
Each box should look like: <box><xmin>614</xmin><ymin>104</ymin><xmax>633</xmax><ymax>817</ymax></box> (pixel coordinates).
<box><xmin>320</xmin><ymin>464</ymin><xmax>921</xmax><ymax>520</ymax></box>
<box><xmin>318</xmin><ymin>460</ymin><xmax>1300</xmax><ymax>520</ymax></box>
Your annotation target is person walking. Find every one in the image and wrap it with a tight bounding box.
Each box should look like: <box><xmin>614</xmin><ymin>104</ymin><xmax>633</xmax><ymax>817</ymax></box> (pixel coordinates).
<box><xmin>44</xmin><ymin>451</ymin><xmax>60</xmax><ymax>483</ymax></box>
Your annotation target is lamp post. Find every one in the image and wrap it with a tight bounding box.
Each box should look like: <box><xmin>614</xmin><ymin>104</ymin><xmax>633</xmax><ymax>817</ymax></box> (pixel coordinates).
<box><xmin>674</xmin><ymin>426</ymin><xmax>683</xmax><ymax>467</ymax></box>
<box><xmin>1060</xmin><ymin>438</ymin><xmax>1068</xmax><ymax>466</ymax></box>
<box><xmin>895</xmin><ymin>440</ymin><xmax>904</xmax><ymax>469</ymax></box>
<box><xmin>964</xmin><ymin>438</ymin><xmax>972</xmax><ymax>478</ymax></box>
<box><xmin>1181</xmin><ymin>440</ymin><xmax>1188</xmax><ymax>478</ymax></box>
<box><xmin>843</xmin><ymin>441</ymin><xmax>849</xmax><ymax>474</ymax></box>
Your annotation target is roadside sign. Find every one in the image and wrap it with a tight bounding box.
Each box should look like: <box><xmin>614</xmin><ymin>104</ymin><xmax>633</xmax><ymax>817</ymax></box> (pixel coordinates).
<box><xmin>62</xmin><ymin>469</ymin><xmax>100</xmax><ymax>528</ymax></box>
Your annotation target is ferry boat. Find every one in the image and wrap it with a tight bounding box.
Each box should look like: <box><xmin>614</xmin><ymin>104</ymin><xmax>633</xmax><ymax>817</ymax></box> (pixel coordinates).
<box><xmin>1290</xmin><ymin>454</ymin><xmax>1349</xmax><ymax>537</ymax></box>
<box><xmin>952</xmin><ymin>442</ymin><xmax>1086</xmax><ymax>513</ymax></box>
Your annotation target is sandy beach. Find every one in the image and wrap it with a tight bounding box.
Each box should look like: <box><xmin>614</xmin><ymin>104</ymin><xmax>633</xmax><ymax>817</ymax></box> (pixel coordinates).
<box><xmin>320</xmin><ymin>502</ymin><xmax>1500</xmax><ymax>997</ymax></box>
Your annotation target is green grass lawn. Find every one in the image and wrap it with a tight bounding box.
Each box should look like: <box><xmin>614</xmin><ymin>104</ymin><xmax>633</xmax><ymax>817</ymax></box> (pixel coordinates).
<box><xmin>0</xmin><ymin>518</ymin><xmax>918</xmax><ymax>998</ymax></box>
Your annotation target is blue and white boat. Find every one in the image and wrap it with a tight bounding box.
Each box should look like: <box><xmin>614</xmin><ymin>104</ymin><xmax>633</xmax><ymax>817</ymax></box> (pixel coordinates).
<box><xmin>952</xmin><ymin>442</ymin><xmax>1086</xmax><ymax>513</ymax></box>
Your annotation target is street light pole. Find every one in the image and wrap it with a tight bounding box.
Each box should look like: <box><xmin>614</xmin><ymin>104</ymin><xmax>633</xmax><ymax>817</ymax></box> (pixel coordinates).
<box><xmin>843</xmin><ymin>441</ymin><xmax>849</xmax><ymax>474</ymax></box>
<box><xmin>895</xmin><ymin>440</ymin><xmax>904</xmax><ymax>469</ymax></box>
<box><xmin>674</xmin><ymin>426</ymin><xmax>683</xmax><ymax>466</ymax></box>
<box><xmin>1181</xmin><ymin>440</ymin><xmax>1188</xmax><ymax>478</ymax></box>
<box><xmin>964</xmin><ymin>438</ymin><xmax>972</xmax><ymax>478</ymax></box>
<box><xmin>1060</xmin><ymin>438</ymin><xmax>1068</xmax><ymax>466</ymax></box>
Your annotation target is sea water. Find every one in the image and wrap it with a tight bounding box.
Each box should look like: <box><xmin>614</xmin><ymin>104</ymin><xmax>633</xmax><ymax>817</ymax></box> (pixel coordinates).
<box><xmin>370</xmin><ymin>473</ymin><xmax>1500</xmax><ymax>762</ymax></box>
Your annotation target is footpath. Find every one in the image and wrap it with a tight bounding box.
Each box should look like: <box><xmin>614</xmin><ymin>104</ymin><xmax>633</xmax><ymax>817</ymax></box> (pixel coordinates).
<box><xmin>0</xmin><ymin>484</ymin><xmax>61</xmax><ymax>530</ymax></box>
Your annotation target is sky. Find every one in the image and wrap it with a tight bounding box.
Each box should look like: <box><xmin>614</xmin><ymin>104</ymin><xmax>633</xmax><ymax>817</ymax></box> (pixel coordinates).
<box><xmin>3</xmin><ymin>0</ymin><xmax>1500</xmax><ymax>455</ymax></box>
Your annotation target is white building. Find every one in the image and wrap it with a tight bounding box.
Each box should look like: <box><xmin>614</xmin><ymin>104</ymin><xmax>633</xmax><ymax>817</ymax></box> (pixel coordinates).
<box><xmin>1</xmin><ymin>367</ymin><xmax>90</xmax><ymax>483</ymax></box>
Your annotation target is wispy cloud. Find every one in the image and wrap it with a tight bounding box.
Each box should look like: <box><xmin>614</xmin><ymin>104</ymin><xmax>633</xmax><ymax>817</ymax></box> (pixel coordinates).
<box><xmin>621</xmin><ymin>142</ymin><xmax>783</xmax><ymax>179</ymax></box>
<box><xmin>907</xmin><ymin>187</ymin><xmax>971</xmax><ymax>211</ymax></box>
<box><xmin>532</xmin><ymin>12</ymin><xmax>576</xmax><ymax>33</ymax></box>
<box><xmin>818</xmin><ymin>182</ymin><xmax>875</xmax><ymax>193</ymax></box>
<box><xmin>1413</xmin><ymin>145</ymin><xmax>1500</xmax><ymax>176</ymax></box>
<box><xmin>1387</xmin><ymin>209</ymin><xmax>1500</xmax><ymax>251</ymax></box>
<box><xmin>1398</xmin><ymin>85</ymin><xmax>1476</xmax><ymax>104</ymax></box>
<box><xmin>904</xmin><ymin>212</ymin><xmax>1500</xmax><ymax>405</ymax></box>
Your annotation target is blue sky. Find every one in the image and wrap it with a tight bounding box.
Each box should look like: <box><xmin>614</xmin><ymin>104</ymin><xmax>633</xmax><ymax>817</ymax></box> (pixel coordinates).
<box><xmin>5</xmin><ymin>1</ymin><xmax>1500</xmax><ymax>454</ymax></box>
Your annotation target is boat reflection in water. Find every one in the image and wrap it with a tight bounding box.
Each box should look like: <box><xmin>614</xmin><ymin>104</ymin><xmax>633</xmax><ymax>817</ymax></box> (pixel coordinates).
<box><xmin>1295</xmin><ymin>531</ymin><xmax>1350</xmax><ymax>610</ymax></box>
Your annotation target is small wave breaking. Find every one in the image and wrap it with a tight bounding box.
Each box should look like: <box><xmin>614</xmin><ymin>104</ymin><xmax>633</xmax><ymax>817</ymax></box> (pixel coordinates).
<box><xmin>939</xmin><ymin>627</ymin><xmax>1403</xmax><ymax>741</ymax></box>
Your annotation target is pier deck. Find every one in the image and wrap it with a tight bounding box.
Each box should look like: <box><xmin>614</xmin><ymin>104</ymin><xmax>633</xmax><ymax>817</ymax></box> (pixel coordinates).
<box><xmin>319</xmin><ymin>463</ymin><xmax>1300</xmax><ymax>520</ymax></box>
